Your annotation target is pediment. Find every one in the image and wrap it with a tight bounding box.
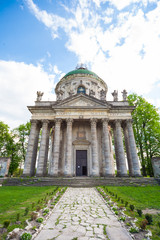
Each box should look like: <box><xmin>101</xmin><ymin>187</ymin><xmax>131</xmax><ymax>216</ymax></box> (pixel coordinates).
<box><xmin>53</xmin><ymin>94</ymin><xmax>110</xmax><ymax>109</ymax></box>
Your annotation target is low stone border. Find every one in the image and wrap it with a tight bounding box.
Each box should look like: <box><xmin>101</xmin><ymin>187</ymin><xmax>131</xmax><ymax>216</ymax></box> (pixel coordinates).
<box><xmin>6</xmin><ymin>187</ymin><xmax>66</xmax><ymax>240</ymax></box>
<box><xmin>97</xmin><ymin>187</ymin><xmax>152</xmax><ymax>240</ymax></box>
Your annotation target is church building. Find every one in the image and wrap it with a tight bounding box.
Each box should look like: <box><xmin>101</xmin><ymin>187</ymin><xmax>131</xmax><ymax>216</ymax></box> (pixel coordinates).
<box><xmin>23</xmin><ymin>66</ymin><xmax>141</xmax><ymax>177</ymax></box>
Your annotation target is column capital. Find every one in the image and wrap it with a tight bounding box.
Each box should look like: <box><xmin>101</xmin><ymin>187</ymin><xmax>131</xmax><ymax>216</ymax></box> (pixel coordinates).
<box><xmin>66</xmin><ymin>118</ymin><xmax>73</xmax><ymax>124</ymax></box>
<box><xmin>90</xmin><ymin>118</ymin><xmax>97</xmax><ymax>125</ymax></box>
<box><xmin>54</xmin><ymin>118</ymin><xmax>62</xmax><ymax>124</ymax></box>
<box><xmin>102</xmin><ymin>118</ymin><xmax>109</xmax><ymax>123</ymax></box>
<box><xmin>41</xmin><ymin>119</ymin><xmax>49</xmax><ymax>124</ymax></box>
<box><xmin>30</xmin><ymin>119</ymin><xmax>39</xmax><ymax>124</ymax></box>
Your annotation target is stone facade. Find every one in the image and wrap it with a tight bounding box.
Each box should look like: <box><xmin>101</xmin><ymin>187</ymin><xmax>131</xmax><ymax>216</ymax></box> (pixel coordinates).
<box><xmin>23</xmin><ymin>67</ymin><xmax>141</xmax><ymax>177</ymax></box>
<box><xmin>151</xmin><ymin>157</ymin><xmax>160</xmax><ymax>178</ymax></box>
<box><xmin>0</xmin><ymin>157</ymin><xmax>11</xmax><ymax>176</ymax></box>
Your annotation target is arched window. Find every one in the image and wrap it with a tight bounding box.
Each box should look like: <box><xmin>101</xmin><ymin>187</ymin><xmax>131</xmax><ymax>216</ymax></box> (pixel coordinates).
<box><xmin>77</xmin><ymin>86</ymin><xmax>86</xmax><ymax>94</ymax></box>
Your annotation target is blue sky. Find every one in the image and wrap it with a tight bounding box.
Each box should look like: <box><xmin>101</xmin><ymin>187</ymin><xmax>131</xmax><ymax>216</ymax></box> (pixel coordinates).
<box><xmin>0</xmin><ymin>0</ymin><xmax>160</xmax><ymax>128</ymax></box>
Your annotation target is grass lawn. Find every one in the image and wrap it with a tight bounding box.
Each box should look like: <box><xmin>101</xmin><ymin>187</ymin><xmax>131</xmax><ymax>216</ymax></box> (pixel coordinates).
<box><xmin>0</xmin><ymin>186</ymin><xmax>61</xmax><ymax>238</ymax></box>
<box><xmin>99</xmin><ymin>186</ymin><xmax>160</xmax><ymax>240</ymax></box>
<box><xmin>105</xmin><ymin>186</ymin><xmax>160</xmax><ymax>209</ymax></box>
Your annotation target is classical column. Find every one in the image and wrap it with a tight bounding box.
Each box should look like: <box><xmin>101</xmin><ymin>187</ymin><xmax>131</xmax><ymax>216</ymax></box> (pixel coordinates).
<box><xmin>91</xmin><ymin>119</ymin><xmax>99</xmax><ymax>176</ymax></box>
<box><xmin>36</xmin><ymin>120</ymin><xmax>50</xmax><ymax>176</ymax></box>
<box><xmin>64</xmin><ymin>119</ymin><xmax>73</xmax><ymax>176</ymax></box>
<box><xmin>126</xmin><ymin>120</ymin><xmax>141</xmax><ymax>176</ymax></box>
<box><xmin>113</xmin><ymin>120</ymin><xmax>128</xmax><ymax>177</ymax></box>
<box><xmin>102</xmin><ymin>119</ymin><xmax>114</xmax><ymax>176</ymax></box>
<box><xmin>123</xmin><ymin>123</ymin><xmax>134</xmax><ymax>176</ymax></box>
<box><xmin>49</xmin><ymin>119</ymin><xmax>61</xmax><ymax>176</ymax></box>
<box><xmin>23</xmin><ymin>120</ymin><xmax>40</xmax><ymax>176</ymax></box>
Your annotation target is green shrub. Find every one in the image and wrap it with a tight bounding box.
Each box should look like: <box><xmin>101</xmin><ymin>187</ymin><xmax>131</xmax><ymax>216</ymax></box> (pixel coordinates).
<box><xmin>130</xmin><ymin>204</ymin><xmax>134</xmax><ymax>211</ymax></box>
<box><xmin>121</xmin><ymin>199</ymin><xmax>124</xmax><ymax>204</ymax></box>
<box><xmin>24</xmin><ymin>207</ymin><xmax>29</xmax><ymax>216</ymax></box>
<box><xmin>37</xmin><ymin>217</ymin><xmax>43</xmax><ymax>223</ymax></box>
<box><xmin>139</xmin><ymin>219</ymin><xmax>148</xmax><ymax>230</ymax></box>
<box><xmin>3</xmin><ymin>220</ymin><xmax>10</xmax><ymax>228</ymax></box>
<box><xmin>112</xmin><ymin>207</ymin><xmax>117</xmax><ymax>211</ymax></box>
<box><xmin>157</xmin><ymin>221</ymin><xmax>160</xmax><ymax>228</ymax></box>
<box><xmin>145</xmin><ymin>213</ymin><xmax>153</xmax><ymax>225</ymax></box>
<box><xmin>30</xmin><ymin>211</ymin><xmax>38</xmax><ymax>220</ymax></box>
<box><xmin>126</xmin><ymin>222</ymin><xmax>131</xmax><ymax>226</ymax></box>
<box><xmin>119</xmin><ymin>216</ymin><xmax>126</xmax><ymax>221</ymax></box>
<box><xmin>137</xmin><ymin>209</ymin><xmax>142</xmax><ymax>217</ymax></box>
<box><xmin>118</xmin><ymin>197</ymin><xmax>121</xmax><ymax>202</ymax></box>
<box><xmin>16</xmin><ymin>213</ymin><xmax>20</xmax><ymax>221</ymax></box>
<box><xmin>31</xmin><ymin>202</ymin><xmax>35</xmax><ymax>209</ymax></box>
<box><xmin>43</xmin><ymin>208</ymin><xmax>49</xmax><ymax>214</ymax></box>
<box><xmin>129</xmin><ymin>227</ymin><xmax>139</xmax><ymax>233</ymax></box>
<box><xmin>21</xmin><ymin>232</ymin><xmax>32</xmax><ymax>240</ymax></box>
<box><xmin>115</xmin><ymin>211</ymin><xmax>119</xmax><ymax>215</ymax></box>
<box><xmin>125</xmin><ymin>201</ymin><xmax>128</xmax><ymax>207</ymax></box>
<box><xmin>36</xmin><ymin>206</ymin><xmax>41</xmax><ymax>211</ymax></box>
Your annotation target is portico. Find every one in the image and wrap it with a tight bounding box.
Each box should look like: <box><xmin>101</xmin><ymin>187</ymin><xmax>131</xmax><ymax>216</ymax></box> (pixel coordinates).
<box><xmin>23</xmin><ymin>66</ymin><xmax>141</xmax><ymax>177</ymax></box>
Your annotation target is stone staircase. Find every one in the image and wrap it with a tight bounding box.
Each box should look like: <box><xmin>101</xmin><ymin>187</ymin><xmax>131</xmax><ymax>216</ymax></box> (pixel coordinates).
<box><xmin>2</xmin><ymin>177</ymin><xmax>160</xmax><ymax>187</ymax></box>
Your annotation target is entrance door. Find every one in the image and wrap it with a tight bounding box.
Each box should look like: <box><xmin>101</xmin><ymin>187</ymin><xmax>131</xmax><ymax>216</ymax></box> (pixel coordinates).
<box><xmin>76</xmin><ymin>150</ymin><xmax>87</xmax><ymax>176</ymax></box>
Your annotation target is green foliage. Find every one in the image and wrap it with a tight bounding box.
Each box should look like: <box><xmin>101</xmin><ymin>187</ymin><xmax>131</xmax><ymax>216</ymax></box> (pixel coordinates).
<box><xmin>3</xmin><ymin>220</ymin><xmax>10</xmax><ymax>228</ymax></box>
<box><xmin>30</xmin><ymin>212</ymin><xmax>38</xmax><ymax>220</ymax></box>
<box><xmin>128</xmin><ymin>93</ymin><xmax>160</xmax><ymax>176</ymax></box>
<box><xmin>16</xmin><ymin>213</ymin><xmax>20</xmax><ymax>221</ymax></box>
<box><xmin>24</xmin><ymin>207</ymin><xmax>29</xmax><ymax>216</ymax></box>
<box><xmin>36</xmin><ymin>217</ymin><xmax>43</xmax><ymax>223</ymax></box>
<box><xmin>119</xmin><ymin>216</ymin><xmax>126</xmax><ymax>221</ymax></box>
<box><xmin>125</xmin><ymin>201</ymin><xmax>128</xmax><ymax>207</ymax></box>
<box><xmin>129</xmin><ymin>204</ymin><xmax>135</xmax><ymax>211</ymax></box>
<box><xmin>43</xmin><ymin>208</ymin><xmax>49</xmax><ymax>214</ymax></box>
<box><xmin>0</xmin><ymin>121</ymin><xmax>31</xmax><ymax>175</ymax></box>
<box><xmin>21</xmin><ymin>232</ymin><xmax>32</xmax><ymax>240</ymax></box>
<box><xmin>129</xmin><ymin>227</ymin><xmax>139</xmax><ymax>233</ymax></box>
<box><xmin>139</xmin><ymin>219</ymin><xmax>148</xmax><ymax>230</ymax></box>
<box><xmin>137</xmin><ymin>209</ymin><xmax>142</xmax><ymax>217</ymax></box>
<box><xmin>145</xmin><ymin>213</ymin><xmax>153</xmax><ymax>225</ymax></box>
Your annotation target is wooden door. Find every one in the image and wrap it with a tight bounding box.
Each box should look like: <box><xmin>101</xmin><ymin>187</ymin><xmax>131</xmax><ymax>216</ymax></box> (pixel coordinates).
<box><xmin>76</xmin><ymin>150</ymin><xmax>87</xmax><ymax>176</ymax></box>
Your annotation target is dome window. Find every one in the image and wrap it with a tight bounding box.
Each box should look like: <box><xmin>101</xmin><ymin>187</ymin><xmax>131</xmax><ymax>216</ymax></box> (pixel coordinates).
<box><xmin>77</xmin><ymin>86</ymin><xmax>86</xmax><ymax>94</ymax></box>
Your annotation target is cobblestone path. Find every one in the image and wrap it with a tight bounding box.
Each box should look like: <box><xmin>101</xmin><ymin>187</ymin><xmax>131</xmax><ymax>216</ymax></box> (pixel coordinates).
<box><xmin>34</xmin><ymin>188</ymin><xmax>132</xmax><ymax>240</ymax></box>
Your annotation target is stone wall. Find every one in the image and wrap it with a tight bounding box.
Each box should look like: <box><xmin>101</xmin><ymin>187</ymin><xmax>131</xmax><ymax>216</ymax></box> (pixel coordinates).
<box><xmin>0</xmin><ymin>157</ymin><xmax>11</xmax><ymax>176</ymax></box>
<box><xmin>152</xmin><ymin>157</ymin><xmax>160</xmax><ymax>178</ymax></box>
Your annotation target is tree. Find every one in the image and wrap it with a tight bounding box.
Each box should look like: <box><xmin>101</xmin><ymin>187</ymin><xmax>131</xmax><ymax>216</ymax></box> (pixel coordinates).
<box><xmin>11</xmin><ymin>122</ymin><xmax>31</xmax><ymax>174</ymax></box>
<box><xmin>128</xmin><ymin>93</ymin><xmax>160</xmax><ymax>176</ymax></box>
<box><xmin>0</xmin><ymin>121</ymin><xmax>31</xmax><ymax>175</ymax></box>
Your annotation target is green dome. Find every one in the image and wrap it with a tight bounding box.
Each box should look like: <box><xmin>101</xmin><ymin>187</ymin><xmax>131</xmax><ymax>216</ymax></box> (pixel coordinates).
<box><xmin>63</xmin><ymin>68</ymin><xmax>99</xmax><ymax>79</ymax></box>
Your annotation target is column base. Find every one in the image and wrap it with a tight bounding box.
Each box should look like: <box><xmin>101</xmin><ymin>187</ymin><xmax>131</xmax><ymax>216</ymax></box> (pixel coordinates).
<box><xmin>21</xmin><ymin>173</ymin><xmax>32</xmax><ymax>177</ymax></box>
<box><xmin>132</xmin><ymin>174</ymin><xmax>142</xmax><ymax>177</ymax></box>
<box><xmin>103</xmin><ymin>174</ymin><xmax>115</xmax><ymax>177</ymax></box>
<box><xmin>116</xmin><ymin>173</ymin><xmax>129</xmax><ymax>177</ymax></box>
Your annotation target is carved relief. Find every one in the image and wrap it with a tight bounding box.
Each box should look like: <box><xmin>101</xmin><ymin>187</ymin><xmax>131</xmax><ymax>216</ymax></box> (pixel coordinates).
<box><xmin>89</xmin><ymin>89</ymin><xmax>95</xmax><ymax>97</ymax></box>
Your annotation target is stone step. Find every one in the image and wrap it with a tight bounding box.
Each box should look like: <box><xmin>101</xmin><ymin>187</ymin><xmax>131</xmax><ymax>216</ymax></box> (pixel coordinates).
<box><xmin>2</xmin><ymin>177</ymin><xmax>159</xmax><ymax>187</ymax></box>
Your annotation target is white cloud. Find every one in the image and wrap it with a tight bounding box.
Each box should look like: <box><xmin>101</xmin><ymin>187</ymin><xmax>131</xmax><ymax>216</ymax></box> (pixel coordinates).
<box><xmin>25</xmin><ymin>0</ymin><xmax>160</xmax><ymax>105</ymax></box>
<box><xmin>0</xmin><ymin>60</ymin><xmax>56</xmax><ymax>129</ymax></box>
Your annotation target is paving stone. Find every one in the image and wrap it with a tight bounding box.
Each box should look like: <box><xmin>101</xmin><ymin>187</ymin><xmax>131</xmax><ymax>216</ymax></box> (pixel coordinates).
<box><xmin>34</xmin><ymin>188</ymin><xmax>132</xmax><ymax>240</ymax></box>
